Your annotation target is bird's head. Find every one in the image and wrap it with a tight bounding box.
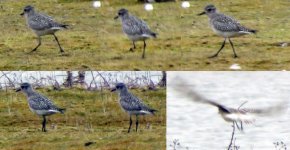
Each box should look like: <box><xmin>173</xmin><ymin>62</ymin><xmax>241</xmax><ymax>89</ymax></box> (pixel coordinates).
<box><xmin>114</xmin><ymin>8</ymin><xmax>129</xmax><ymax>20</ymax></box>
<box><xmin>16</xmin><ymin>82</ymin><xmax>32</xmax><ymax>93</ymax></box>
<box><xmin>198</xmin><ymin>4</ymin><xmax>216</xmax><ymax>16</ymax></box>
<box><xmin>111</xmin><ymin>82</ymin><xmax>127</xmax><ymax>92</ymax></box>
<box><xmin>20</xmin><ymin>5</ymin><xmax>35</xmax><ymax>16</ymax></box>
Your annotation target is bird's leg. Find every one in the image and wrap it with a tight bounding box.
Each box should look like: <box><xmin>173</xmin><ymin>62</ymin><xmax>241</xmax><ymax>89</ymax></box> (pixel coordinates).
<box><xmin>234</xmin><ymin>121</ymin><xmax>241</xmax><ymax>131</ymax></box>
<box><xmin>240</xmin><ymin>121</ymin><xmax>243</xmax><ymax>131</ymax></box>
<box><xmin>128</xmin><ymin>115</ymin><xmax>132</xmax><ymax>133</ymax></box>
<box><xmin>29</xmin><ymin>36</ymin><xmax>41</xmax><ymax>53</ymax></box>
<box><xmin>142</xmin><ymin>40</ymin><xmax>146</xmax><ymax>59</ymax></box>
<box><xmin>136</xmin><ymin>115</ymin><xmax>139</xmax><ymax>132</ymax></box>
<box><xmin>229</xmin><ymin>38</ymin><xmax>238</xmax><ymax>58</ymax></box>
<box><xmin>209</xmin><ymin>38</ymin><xmax>226</xmax><ymax>58</ymax></box>
<box><xmin>42</xmin><ymin>116</ymin><xmax>47</xmax><ymax>132</ymax></box>
<box><xmin>129</xmin><ymin>41</ymin><xmax>136</xmax><ymax>52</ymax></box>
<box><xmin>53</xmin><ymin>34</ymin><xmax>64</xmax><ymax>53</ymax></box>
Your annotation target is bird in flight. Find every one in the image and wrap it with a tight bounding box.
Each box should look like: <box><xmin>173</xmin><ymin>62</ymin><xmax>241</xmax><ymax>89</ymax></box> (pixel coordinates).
<box><xmin>173</xmin><ymin>78</ymin><xmax>287</xmax><ymax>131</ymax></box>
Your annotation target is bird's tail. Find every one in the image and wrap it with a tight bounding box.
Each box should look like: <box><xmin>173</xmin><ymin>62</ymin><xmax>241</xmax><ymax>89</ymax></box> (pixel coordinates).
<box><xmin>58</xmin><ymin>108</ymin><xmax>66</xmax><ymax>114</ymax></box>
<box><xmin>149</xmin><ymin>109</ymin><xmax>158</xmax><ymax>115</ymax></box>
<box><xmin>249</xmin><ymin>29</ymin><xmax>257</xmax><ymax>34</ymax></box>
<box><xmin>150</xmin><ymin>32</ymin><xmax>157</xmax><ymax>38</ymax></box>
<box><xmin>61</xmin><ymin>24</ymin><xmax>69</xmax><ymax>29</ymax></box>
<box><xmin>239</xmin><ymin>26</ymin><xmax>257</xmax><ymax>34</ymax></box>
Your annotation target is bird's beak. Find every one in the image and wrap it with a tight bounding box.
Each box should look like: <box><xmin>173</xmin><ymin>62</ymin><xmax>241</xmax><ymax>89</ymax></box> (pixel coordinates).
<box><xmin>198</xmin><ymin>11</ymin><xmax>206</xmax><ymax>16</ymax></box>
<box><xmin>20</xmin><ymin>12</ymin><xmax>24</xmax><ymax>16</ymax></box>
<box><xmin>15</xmin><ymin>88</ymin><xmax>21</xmax><ymax>92</ymax></box>
<box><xmin>114</xmin><ymin>16</ymin><xmax>119</xmax><ymax>20</ymax></box>
<box><xmin>111</xmin><ymin>88</ymin><xmax>116</xmax><ymax>92</ymax></box>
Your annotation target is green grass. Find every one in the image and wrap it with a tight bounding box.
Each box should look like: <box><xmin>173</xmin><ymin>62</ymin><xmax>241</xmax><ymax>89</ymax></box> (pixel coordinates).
<box><xmin>1</xmin><ymin>0</ymin><xmax>290</xmax><ymax>70</ymax></box>
<box><xmin>0</xmin><ymin>88</ymin><xmax>166</xmax><ymax>150</ymax></box>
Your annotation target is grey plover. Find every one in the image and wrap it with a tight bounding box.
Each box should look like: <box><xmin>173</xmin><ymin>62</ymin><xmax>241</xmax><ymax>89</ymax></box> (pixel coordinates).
<box><xmin>114</xmin><ymin>8</ymin><xmax>157</xmax><ymax>59</ymax></box>
<box><xmin>111</xmin><ymin>83</ymin><xmax>157</xmax><ymax>133</ymax></box>
<box><xmin>198</xmin><ymin>4</ymin><xmax>256</xmax><ymax>58</ymax></box>
<box><xmin>21</xmin><ymin>5</ymin><xmax>68</xmax><ymax>53</ymax></box>
<box><xmin>174</xmin><ymin>79</ymin><xmax>285</xmax><ymax>131</ymax></box>
<box><xmin>16</xmin><ymin>83</ymin><xmax>65</xmax><ymax>132</ymax></box>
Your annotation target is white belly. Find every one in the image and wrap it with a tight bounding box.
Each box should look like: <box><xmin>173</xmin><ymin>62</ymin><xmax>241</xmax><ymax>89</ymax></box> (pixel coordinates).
<box><xmin>29</xmin><ymin>106</ymin><xmax>58</xmax><ymax>116</ymax></box>
<box><xmin>127</xmin><ymin>34</ymin><xmax>149</xmax><ymax>41</ymax></box>
<box><xmin>212</xmin><ymin>27</ymin><xmax>247</xmax><ymax>38</ymax></box>
<box><xmin>33</xmin><ymin>28</ymin><xmax>59</xmax><ymax>36</ymax></box>
<box><xmin>221</xmin><ymin>113</ymin><xmax>255</xmax><ymax>123</ymax></box>
<box><xmin>127</xmin><ymin>110</ymin><xmax>152</xmax><ymax>115</ymax></box>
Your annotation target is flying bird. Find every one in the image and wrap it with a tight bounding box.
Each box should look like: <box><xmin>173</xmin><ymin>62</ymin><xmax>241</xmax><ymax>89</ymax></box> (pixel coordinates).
<box><xmin>173</xmin><ymin>78</ymin><xmax>286</xmax><ymax>131</ymax></box>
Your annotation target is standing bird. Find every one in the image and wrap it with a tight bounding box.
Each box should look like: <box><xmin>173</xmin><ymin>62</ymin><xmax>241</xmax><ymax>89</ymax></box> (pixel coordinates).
<box><xmin>16</xmin><ymin>83</ymin><xmax>65</xmax><ymax>132</ymax></box>
<box><xmin>198</xmin><ymin>4</ymin><xmax>256</xmax><ymax>58</ymax></box>
<box><xmin>173</xmin><ymin>79</ymin><xmax>286</xmax><ymax>131</ymax></box>
<box><xmin>111</xmin><ymin>83</ymin><xmax>157</xmax><ymax>133</ymax></box>
<box><xmin>21</xmin><ymin>5</ymin><xmax>68</xmax><ymax>53</ymax></box>
<box><xmin>114</xmin><ymin>8</ymin><xmax>157</xmax><ymax>59</ymax></box>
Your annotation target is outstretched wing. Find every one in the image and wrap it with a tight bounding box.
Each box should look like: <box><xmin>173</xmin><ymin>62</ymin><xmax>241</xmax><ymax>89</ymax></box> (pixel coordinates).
<box><xmin>172</xmin><ymin>77</ymin><xmax>287</xmax><ymax>116</ymax></box>
<box><xmin>172</xmin><ymin>78</ymin><xmax>222</xmax><ymax>108</ymax></box>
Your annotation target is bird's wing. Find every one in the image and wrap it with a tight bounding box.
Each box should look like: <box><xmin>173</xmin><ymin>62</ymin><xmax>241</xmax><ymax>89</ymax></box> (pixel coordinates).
<box><xmin>28</xmin><ymin>13</ymin><xmax>63</xmax><ymax>30</ymax></box>
<box><xmin>212</xmin><ymin>14</ymin><xmax>242</xmax><ymax>32</ymax></box>
<box><xmin>172</xmin><ymin>78</ymin><xmax>222</xmax><ymax>108</ymax></box>
<box><xmin>122</xmin><ymin>15</ymin><xmax>152</xmax><ymax>36</ymax></box>
<box><xmin>28</xmin><ymin>93</ymin><xmax>59</xmax><ymax>111</ymax></box>
<box><xmin>173</xmin><ymin>77</ymin><xmax>288</xmax><ymax>117</ymax></box>
<box><xmin>238</xmin><ymin>102</ymin><xmax>288</xmax><ymax>116</ymax></box>
<box><xmin>120</xmin><ymin>93</ymin><xmax>142</xmax><ymax>111</ymax></box>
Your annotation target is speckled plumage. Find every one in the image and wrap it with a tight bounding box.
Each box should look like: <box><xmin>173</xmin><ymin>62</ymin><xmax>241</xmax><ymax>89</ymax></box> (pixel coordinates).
<box><xmin>119</xmin><ymin>86</ymin><xmax>156</xmax><ymax>115</ymax></box>
<box><xmin>115</xmin><ymin>8</ymin><xmax>157</xmax><ymax>59</ymax></box>
<box><xmin>120</xmin><ymin>13</ymin><xmax>156</xmax><ymax>41</ymax></box>
<box><xmin>209</xmin><ymin>12</ymin><xmax>255</xmax><ymax>37</ymax></box>
<box><xmin>27</xmin><ymin>92</ymin><xmax>64</xmax><ymax>115</ymax></box>
<box><xmin>21</xmin><ymin>5</ymin><xmax>67</xmax><ymax>53</ymax></box>
<box><xmin>199</xmin><ymin>4</ymin><xmax>256</xmax><ymax>58</ymax></box>
<box><xmin>16</xmin><ymin>82</ymin><xmax>65</xmax><ymax>132</ymax></box>
<box><xmin>111</xmin><ymin>83</ymin><xmax>156</xmax><ymax>133</ymax></box>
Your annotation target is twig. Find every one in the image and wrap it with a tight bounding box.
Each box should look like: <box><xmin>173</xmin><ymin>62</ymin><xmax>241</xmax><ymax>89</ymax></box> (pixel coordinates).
<box><xmin>228</xmin><ymin>122</ymin><xmax>236</xmax><ymax>150</ymax></box>
<box><xmin>238</xmin><ymin>101</ymin><xmax>248</xmax><ymax>110</ymax></box>
<box><xmin>96</xmin><ymin>71</ymin><xmax>110</xmax><ymax>88</ymax></box>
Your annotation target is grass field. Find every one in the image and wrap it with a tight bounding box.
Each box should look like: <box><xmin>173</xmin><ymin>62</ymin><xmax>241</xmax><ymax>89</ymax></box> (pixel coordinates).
<box><xmin>1</xmin><ymin>0</ymin><xmax>289</xmax><ymax>70</ymax></box>
<box><xmin>0</xmin><ymin>87</ymin><xmax>166</xmax><ymax>150</ymax></box>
